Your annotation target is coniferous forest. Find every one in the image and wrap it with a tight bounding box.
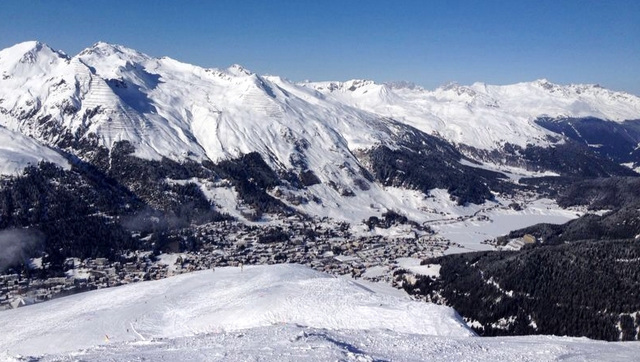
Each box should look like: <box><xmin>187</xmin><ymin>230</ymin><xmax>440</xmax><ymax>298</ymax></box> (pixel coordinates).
<box><xmin>402</xmin><ymin>176</ymin><xmax>640</xmax><ymax>341</ymax></box>
<box><xmin>403</xmin><ymin>240</ymin><xmax>640</xmax><ymax>341</ymax></box>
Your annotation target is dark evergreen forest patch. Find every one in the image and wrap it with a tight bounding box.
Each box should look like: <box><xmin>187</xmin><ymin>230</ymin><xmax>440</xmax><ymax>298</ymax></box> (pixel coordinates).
<box><xmin>404</xmin><ymin>240</ymin><xmax>640</xmax><ymax>341</ymax></box>
<box><xmin>0</xmin><ymin>162</ymin><xmax>140</xmax><ymax>276</ymax></box>
<box><xmin>211</xmin><ymin>152</ymin><xmax>292</xmax><ymax>218</ymax></box>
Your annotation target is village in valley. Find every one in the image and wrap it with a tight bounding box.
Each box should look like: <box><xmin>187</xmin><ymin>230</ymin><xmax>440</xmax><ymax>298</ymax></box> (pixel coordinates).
<box><xmin>0</xmin><ymin>216</ymin><xmax>462</xmax><ymax>310</ymax></box>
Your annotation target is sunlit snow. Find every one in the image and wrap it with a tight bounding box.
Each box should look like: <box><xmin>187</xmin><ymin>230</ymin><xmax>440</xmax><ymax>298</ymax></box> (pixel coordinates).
<box><xmin>1</xmin><ymin>264</ymin><xmax>638</xmax><ymax>361</ymax></box>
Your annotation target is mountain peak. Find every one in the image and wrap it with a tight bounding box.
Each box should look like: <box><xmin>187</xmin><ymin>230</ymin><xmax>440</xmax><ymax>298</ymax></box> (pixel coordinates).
<box><xmin>226</xmin><ymin>63</ymin><xmax>253</xmax><ymax>76</ymax></box>
<box><xmin>8</xmin><ymin>40</ymin><xmax>50</xmax><ymax>51</ymax></box>
<box><xmin>89</xmin><ymin>41</ymin><xmax>119</xmax><ymax>52</ymax></box>
<box><xmin>10</xmin><ymin>40</ymin><xmax>44</xmax><ymax>52</ymax></box>
<box><xmin>534</xmin><ymin>78</ymin><xmax>552</xmax><ymax>84</ymax></box>
<box><xmin>87</xmin><ymin>41</ymin><xmax>127</xmax><ymax>52</ymax></box>
<box><xmin>532</xmin><ymin>78</ymin><xmax>560</xmax><ymax>91</ymax></box>
<box><xmin>528</xmin><ymin>79</ymin><xmax>628</xmax><ymax>97</ymax></box>
<box><xmin>78</xmin><ymin>41</ymin><xmax>150</xmax><ymax>62</ymax></box>
<box><xmin>384</xmin><ymin>80</ymin><xmax>420</xmax><ymax>90</ymax></box>
<box><xmin>0</xmin><ymin>41</ymin><xmax>68</xmax><ymax>74</ymax></box>
<box><xmin>343</xmin><ymin>79</ymin><xmax>377</xmax><ymax>90</ymax></box>
<box><xmin>437</xmin><ymin>82</ymin><xmax>478</xmax><ymax>98</ymax></box>
<box><xmin>305</xmin><ymin>79</ymin><xmax>379</xmax><ymax>93</ymax></box>
<box><xmin>0</xmin><ymin>41</ymin><xmax>63</xmax><ymax>62</ymax></box>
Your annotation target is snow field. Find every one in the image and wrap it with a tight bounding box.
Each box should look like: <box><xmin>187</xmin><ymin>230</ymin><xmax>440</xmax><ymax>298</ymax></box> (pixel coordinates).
<box><xmin>1</xmin><ymin>264</ymin><xmax>639</xmax><ymax>361</ymax></box>
<box><xmin>0</xmin><ymin>264</ymin><xmax>471</xmax><ymax>357</ymax></box>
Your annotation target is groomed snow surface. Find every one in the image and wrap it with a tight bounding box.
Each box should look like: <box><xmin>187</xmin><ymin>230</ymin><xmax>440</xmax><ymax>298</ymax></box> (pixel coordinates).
<box><xmin>2</xmin><ymin>264</ymin><xmax>638</xmax><ymax>361</ymax></box>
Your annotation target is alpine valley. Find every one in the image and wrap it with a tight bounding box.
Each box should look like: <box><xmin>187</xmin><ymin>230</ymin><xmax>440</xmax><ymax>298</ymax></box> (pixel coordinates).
<box><xmin>1</xmin><ymin>41</ymin><xmax>640</xmax><ymax>359</ymax></box>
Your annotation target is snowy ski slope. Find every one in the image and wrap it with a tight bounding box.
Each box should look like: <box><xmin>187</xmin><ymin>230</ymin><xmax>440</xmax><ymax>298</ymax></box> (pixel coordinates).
<box><xmin>0</xmin><ymin>264</ymin><xmax>471</xmax><ymax>356</ymax></box>
<box><xmin>1</xmin><ymin>264</ymin><xmax>638</xmax><ymax>361</ymax></box>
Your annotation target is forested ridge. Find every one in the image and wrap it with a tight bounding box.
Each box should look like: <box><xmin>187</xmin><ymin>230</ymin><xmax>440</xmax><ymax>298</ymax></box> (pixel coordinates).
<box><xmin>402</xmin><ymin>175</ymin><xmax>640</xmax><ymax>341</ymax></box>
<box><xmin>404</xmin><ymin>240</ymin><xmax>640</xmax><ymax>341</ymax></box>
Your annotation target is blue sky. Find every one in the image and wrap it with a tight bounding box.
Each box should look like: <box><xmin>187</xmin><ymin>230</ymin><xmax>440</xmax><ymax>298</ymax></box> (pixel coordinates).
<box><xmin>1</xmin><ymin>0</ymin><xmax>639</xmax><ymax>94</ymax></box>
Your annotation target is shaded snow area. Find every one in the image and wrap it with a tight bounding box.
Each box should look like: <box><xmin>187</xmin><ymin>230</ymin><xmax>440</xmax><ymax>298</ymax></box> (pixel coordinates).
<box><xmin>1</xmin><ymin>265</ymin><xmax>638</xmax><ymax>361</ymax></box>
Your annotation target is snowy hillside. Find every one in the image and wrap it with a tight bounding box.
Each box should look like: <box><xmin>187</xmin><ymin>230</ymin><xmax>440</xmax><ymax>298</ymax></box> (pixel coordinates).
<box><xmin>1</xmin><ymin>264</ymin><xmax>638</xmax><ymax>361</ymax></box>
<box><xmin>0</xmin><ymin>126</ymin><xmax>69</xmax><ymax>176</ymax></box>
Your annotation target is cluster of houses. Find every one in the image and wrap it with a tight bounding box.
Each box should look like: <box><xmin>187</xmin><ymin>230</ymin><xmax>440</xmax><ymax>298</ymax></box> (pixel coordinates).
<box><xmin>1</xmin><ymin>217</ymin><xmax>459</xmax><ymax>310</ymax></box>
<box><xmin>499</xmin><ymin>234</ymin><xmax>538</xmax><ymax>251</ymax></box>
<box><xmin>0</xmin><ymin>253</ymin><xmax>169</xmax><ymax>310</ymax></box>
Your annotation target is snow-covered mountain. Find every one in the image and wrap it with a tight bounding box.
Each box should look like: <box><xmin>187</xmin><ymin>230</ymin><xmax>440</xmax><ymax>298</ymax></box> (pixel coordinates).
<box><xmin>1</xmin><ymin>40</ymin><xmax>639</xmax><ymax>249</ymax></box>
<box><xmin>1</xmin><ymin>264</ymin><xmax>637</xmax><ymax>361</ymax></box>
<box><xmin>1</xmin><ymin>40</ymin><xmax>639</xmax><ymax>178</ymax></box>
<box><xmin>0</xmin><ymin>40</ymin><xmax>638</xmax><ymax>226</ymax></box>
<box><xmin>302</xmin><ymin>78</ymin><xmax>640</xmax><ymax>150</ymax></box>
<box><xmin>0</xmin><ymin>41</ymin><xmax>395</xmax><ymax>192</ymax></box>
